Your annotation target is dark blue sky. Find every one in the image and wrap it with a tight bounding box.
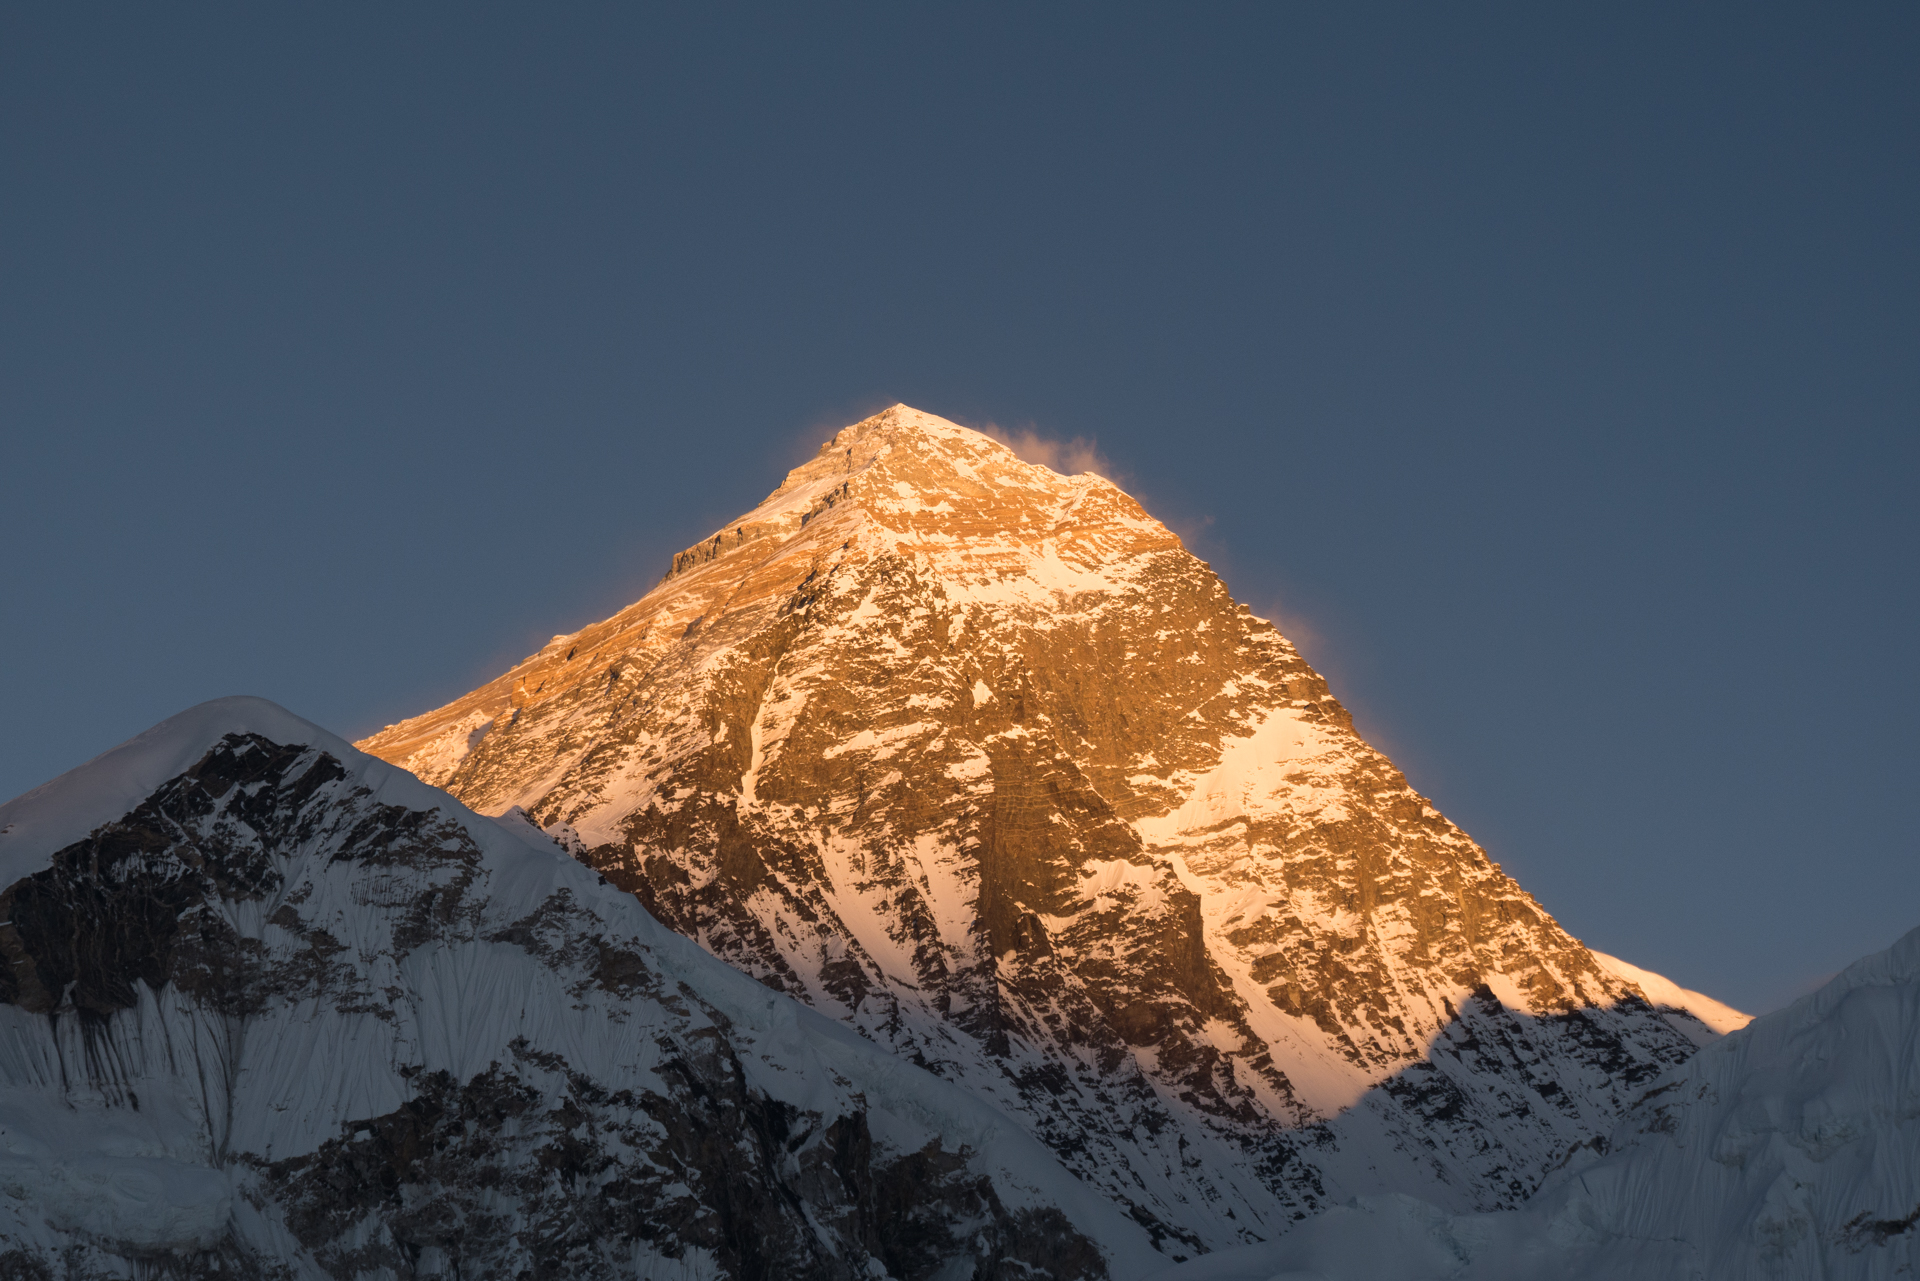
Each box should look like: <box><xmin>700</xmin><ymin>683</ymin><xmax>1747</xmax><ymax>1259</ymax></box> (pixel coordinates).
<box><xmin>4</xmin><ymin>5</ymin><xmax>1914</xmax><ymax>1013</ymax></box>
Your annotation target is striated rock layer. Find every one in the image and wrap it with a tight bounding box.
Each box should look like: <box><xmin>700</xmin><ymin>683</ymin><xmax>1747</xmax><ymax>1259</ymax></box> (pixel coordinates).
<box><xmin>363</xmin><ymin>405</ymin><xmax>1745</xmax><ymax>1257</ymax></box>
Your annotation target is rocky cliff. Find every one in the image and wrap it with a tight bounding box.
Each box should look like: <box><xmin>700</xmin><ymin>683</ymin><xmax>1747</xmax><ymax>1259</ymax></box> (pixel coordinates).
<box><xmin>362</xmin><ymin>405</ymin><xmax>1745</xmax><ymax>1257</ymax></box>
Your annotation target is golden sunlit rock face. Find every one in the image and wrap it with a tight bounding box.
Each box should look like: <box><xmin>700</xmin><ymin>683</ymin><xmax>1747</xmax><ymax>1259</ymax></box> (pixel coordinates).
<box><xmin>360</xmin><ymin>405</ymin><xmax>1722</xmax><ymax>1250</ymax></box>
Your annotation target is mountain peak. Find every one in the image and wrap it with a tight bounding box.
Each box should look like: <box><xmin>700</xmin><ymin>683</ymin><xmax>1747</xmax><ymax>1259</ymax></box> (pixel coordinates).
<box><xmin>0</xmin><ymin>696</ymin><xmax>353</xmax><ymax>885</ymax></box>
<box><xmin>359</xmin><ymin>405</ymin><xmax>1174</xmax><ymax>768</ymax></box>
<box><xmin>358</xmin><ymin>406</ymin><xmax>1732</xmax><ymax>1251</ymax></box>
<box><xmin>774</xmin><ymin>403</ymin><xmax>1095</xmax><ymax>508</ymax></box>
<box><xmin>826</xmin><ymin>402</ymin><xmax>989</xmax><ymax>447</ymax></box>
<box><xmin>823</xmin><ymin>401</ymin><xmax>969</xmax><ymax>445</ymax></box>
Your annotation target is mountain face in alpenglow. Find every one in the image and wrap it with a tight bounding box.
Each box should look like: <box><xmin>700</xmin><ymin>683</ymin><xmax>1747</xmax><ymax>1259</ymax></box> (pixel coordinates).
<box><xmin>0</xmin><ymin>698</ymin><xmax>1148</xmax><ymax>1279</ymax></box>
<box><xmin>361</xmin><ymin>405</ymin><xmax>1748</xmax><ymax>1257</ymax></box>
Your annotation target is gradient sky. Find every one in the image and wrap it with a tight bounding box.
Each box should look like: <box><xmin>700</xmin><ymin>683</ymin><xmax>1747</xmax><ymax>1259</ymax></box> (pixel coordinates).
<box><xmin>4</xmin><ymin>5</ymin><xmax>1915</xmax><ymax>1014</ymax></box>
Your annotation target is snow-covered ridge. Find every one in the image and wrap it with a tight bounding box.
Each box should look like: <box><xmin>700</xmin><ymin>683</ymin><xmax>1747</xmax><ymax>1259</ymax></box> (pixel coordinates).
<box><xmin>0</xmin><ymin>697</ymin><xmax>1155</xmax><ymax>1278</ymax></box>
<box><xmin>1591</xmin><ymin>949</ymin><xmax>1751</xmax><ymax>1038</ymax></box>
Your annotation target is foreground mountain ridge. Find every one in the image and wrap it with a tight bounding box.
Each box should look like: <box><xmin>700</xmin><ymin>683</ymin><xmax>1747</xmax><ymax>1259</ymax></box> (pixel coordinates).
<box><xmin>0</xmin><ymin>697</ymin><xmax>1150</xmax><ymax>1278</ymax></box>
<box><xmin>361</xmin><ymin>405</ymin><xmax>1745</xmax><ymax>1253</ymax></box>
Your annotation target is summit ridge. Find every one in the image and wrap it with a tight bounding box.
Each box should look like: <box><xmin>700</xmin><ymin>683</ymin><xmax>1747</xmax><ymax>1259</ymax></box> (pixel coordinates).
<box><xmin>360</xmin><ymin>406</ymin><xmax>1745</xmax><ymax>1256</ymax></box>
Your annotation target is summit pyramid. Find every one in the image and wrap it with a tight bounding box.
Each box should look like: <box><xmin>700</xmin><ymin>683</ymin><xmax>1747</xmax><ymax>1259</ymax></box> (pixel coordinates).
<box><xmin>361</xmin><ymin>405</ymin><xmax>1744</xmax><ymax>1256</ymax></box>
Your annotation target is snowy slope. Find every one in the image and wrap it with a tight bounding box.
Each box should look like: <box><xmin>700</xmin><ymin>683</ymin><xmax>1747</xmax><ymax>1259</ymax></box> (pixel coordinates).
<box><xmin>0</xmin><ymin>697</ymin><xmax>1153</xmax><ymax>1279</ymax></box>
<box><xmin>359</xmin><ymin>406</ymin><xmax>1746</xmax><ymax>1259</ymax></box>
<box><xmin>1591</xmin><ymin>950</ymin><xmax>1751</xmax><ymax>1040</ymax></box>
<box><xmin>1143</xmin><ymin>923</ymin><xmax>1920</xmax><ymax>1281</ymax></box>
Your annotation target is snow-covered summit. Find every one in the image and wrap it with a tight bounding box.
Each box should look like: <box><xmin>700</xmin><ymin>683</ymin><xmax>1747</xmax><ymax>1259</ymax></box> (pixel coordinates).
<box><xmin>664</xmin><ymin>401</ymin><xmax>1153</xmax><ymax>592</ymax></box>
<box><xmin>0</xmin><ymin>696</ymin><xmax>413</xmax><ymax>885</ymax></box>
<box><xmin>363</xmin><ymin>405</ymin><xmax>1160</xmax><ymax>775</ymax></box>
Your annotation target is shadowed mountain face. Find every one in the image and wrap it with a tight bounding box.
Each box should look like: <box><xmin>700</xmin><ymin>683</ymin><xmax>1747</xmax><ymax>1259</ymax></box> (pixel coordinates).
<box><xmin>0</xmin><ymin>703</ymin><xmax>1132</xmax><ymax>1279</ymax></box>
<box><xmin>1143</xmin><ymin>927</ymin><xmax>1920</xmax><ymax>1281</ymax></box>
<box><xmin>362</xmin><ymin>406</ymin><xmax>1736</xmax><ymax>1253</ymax></box>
